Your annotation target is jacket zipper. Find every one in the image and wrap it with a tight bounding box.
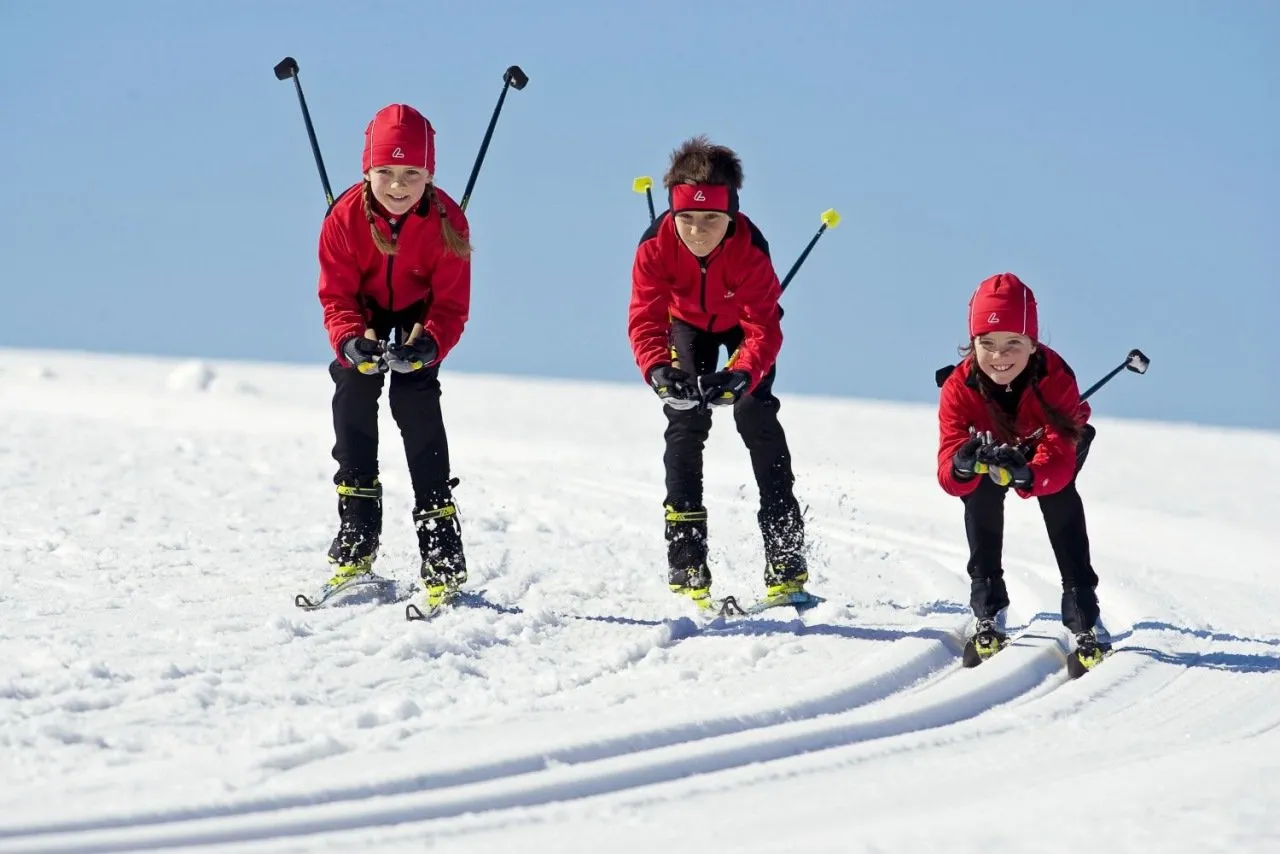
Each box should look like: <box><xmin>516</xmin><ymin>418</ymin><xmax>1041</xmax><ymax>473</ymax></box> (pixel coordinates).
<box><xmin>699</xmin><ymin>262</ymin><xmax>717</xmax><ymax>330</ymax></box>
<box><xmin>384</xmin><ymin>217</ymin><xmax>404</xmax><ymax>311</ymax></box>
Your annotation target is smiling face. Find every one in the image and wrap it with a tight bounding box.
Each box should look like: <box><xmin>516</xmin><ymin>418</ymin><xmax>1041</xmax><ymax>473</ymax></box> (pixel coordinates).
<box><xmin>974</xmin><ymin>332</ymin><xmax>1037</xmax><ymax>384</ymax></box>
<box><xmin>674</xmin><ymin>211</ymin><xmax>731</xmax><ymax>257</ymax></box>
<box><xmin>366</xmin><ymin>166</ymin><xmax>429</xmax><ymax>216</ymax></box>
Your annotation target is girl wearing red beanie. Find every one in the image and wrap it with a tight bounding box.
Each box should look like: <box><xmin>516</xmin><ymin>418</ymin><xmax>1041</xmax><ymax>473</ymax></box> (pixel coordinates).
<box><xmin>936</xmin><ymin>273</ymin><xmax>1109</xmax><ymax>674</ymax></box>
<box><xmin>315</xmin><ymin>103</ymin><xmax>472</xmax><ymax>608</ymax></box>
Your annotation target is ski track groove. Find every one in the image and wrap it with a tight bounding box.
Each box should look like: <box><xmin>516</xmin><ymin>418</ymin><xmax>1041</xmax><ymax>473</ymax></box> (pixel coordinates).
<box><xmin>848</xmin><ymin>518</ymin><xmax>1226</xmax><ymax>732</ymax></box>
<box><xmin>0</xmin><ymin>490</ymin><xmax>1132</xmax><ymax>853</ymax></box>
<box><xmin>0</xmin><ymin>612</ymin><xmax>963</xmax><ymax>849</ymax></box>
<box><xmin>0</xmin><ymin>606</ymin><xmax>1095</xmax><ymax>854</ymax></box>
<box><xmin>1</xmin><ymin>462</ymin><xmax>1202</xmax><ymax>853</ymax></box>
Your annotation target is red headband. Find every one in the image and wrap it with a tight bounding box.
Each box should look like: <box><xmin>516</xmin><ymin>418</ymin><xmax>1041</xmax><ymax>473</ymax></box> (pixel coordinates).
<box><xmin>669</xmin><ymin>184</ymin><xmax>737</xmax><ymax>215</ymax></box>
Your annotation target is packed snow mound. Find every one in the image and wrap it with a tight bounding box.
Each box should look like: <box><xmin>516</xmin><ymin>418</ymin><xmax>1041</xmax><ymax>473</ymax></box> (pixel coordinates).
<box><xmin>166</xmin><ymin>359</ymin><xmax>217</xmax><ymax>392</ymax></box>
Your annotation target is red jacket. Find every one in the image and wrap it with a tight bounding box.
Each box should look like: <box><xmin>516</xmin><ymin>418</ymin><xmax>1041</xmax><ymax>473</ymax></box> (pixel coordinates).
<box><xmin>318</xmin><ymin>182</ymin><xmax>470</xmax><ymax>363</ymax></box>
<box><xmin>937</xmin><ymin>347</ymin><xmax>1092</xmax><ymax>499</ymax></box>
<box><xmin>628</xmin><ymin>212</ymin><xmax>783</xmax><ymax>390</ymax></box>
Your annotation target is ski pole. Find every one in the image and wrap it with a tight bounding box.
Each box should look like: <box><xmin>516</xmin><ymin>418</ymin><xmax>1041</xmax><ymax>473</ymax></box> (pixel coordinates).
<box><xmin>1008</xmin><ymin>349</ymin><xmax>1151</xmax><ymax>448</ymax></box>
<box><xmin>780</xmin><ymin>209</ymin><xmax>841</xmax><ymax>293</ymax></box>
<box><xmin>273</xmin><ymin>56</ymin><xmax>335</xmax><ymax>208</ymax></box>
<box><xmin>1080</xmin><ymin>348</ymin><xmax>1150</xmax><ymax>401</ymax></box>
<box><xmin>933</xmin><ymin>348</ymin><xmax>1151</xmax><ymax>400</ymax></box>
<box><xmin>633</xmin><ymin>175</ymin><xmax>656</xmax><ymax>224</ymax></box>
<box><xmin>459</xmin><ymin>65</ymin><xmax>529</xmax><ymax>212</ymax></box>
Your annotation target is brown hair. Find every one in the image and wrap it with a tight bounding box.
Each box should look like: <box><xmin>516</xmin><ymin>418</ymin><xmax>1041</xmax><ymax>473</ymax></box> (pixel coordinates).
<box><xmin>663</xmin><ymin>135</ymin><xmax>744</xmax><ymax>190</ymax></box>
<box><xmin>958</xmin><ymin>345</ymin><xmax>1084</xmax><ymax>444</ymax></box>
<box><xmin>361</xmin><ymin>181</ymin><xmax>472</xmax><ymax>259</ymax></box>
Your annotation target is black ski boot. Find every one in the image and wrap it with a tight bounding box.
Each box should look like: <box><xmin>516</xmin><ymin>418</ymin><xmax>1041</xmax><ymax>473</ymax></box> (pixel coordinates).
<box><xmin>1067</xmin><ymin>627</ymin><xmax>1112</xmax><ymax>678</ymax></box>
<box><xmin>325</xmin><ymin>476</ymin><xmax>382</xmax><ymax>586</ymax></box>
<box><xmin>1063</xmin><ymin>586</ymin><xmax>1110</xmax><ymax>677</ymax></box>
<box><xmin>665</xmin><ymin>504</ymin><xmax>713</xmax><ymax>608</ymax></box>
<box><xmin>962</xmin><ymin>616</ymin><xmax>1008</xmax><ymax>667</ymax></box>
<box><xmin>759</xmin><ymin>497</ymin><xmax>808</xmax><ymax>598</ymax></box>
<box><xmin>414</xmin><ymin>498</ymin><xmax>467</xmax><ymax>606</ymax></box>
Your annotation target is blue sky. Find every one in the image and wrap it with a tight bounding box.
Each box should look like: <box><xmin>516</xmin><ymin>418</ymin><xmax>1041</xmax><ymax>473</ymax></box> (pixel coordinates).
<box><xmin>2</xmin><ymin>0</ymin><xmax>1276</xmax><ymax>430</ymax></box>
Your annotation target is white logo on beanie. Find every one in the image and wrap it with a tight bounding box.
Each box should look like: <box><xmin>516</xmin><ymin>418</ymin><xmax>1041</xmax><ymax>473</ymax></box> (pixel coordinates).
<box><xmin>988</xmin><ymin>312</ymin><xmax>1000</xmax><ymax>323</ymax></box>
<box><xmin>392</xmin><ymin>147</ymin><xmax>405</xmax><ymax>159</ymax></box>
<box><xmin>693</xmin><ymin>190</ymin><xmax>706</xmax><ymax>201</ymax></box>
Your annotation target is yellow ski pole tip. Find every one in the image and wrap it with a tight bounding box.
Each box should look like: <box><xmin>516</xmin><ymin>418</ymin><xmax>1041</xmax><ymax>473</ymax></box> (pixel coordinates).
<box><xmin>820</xmin><ymin>209</ymin><xmax>841</xmax><ymax>228</ymax></box>
<box><xmin>633</xmin><ymin>176</ymin><xmax>654</xmax><ymax>193</ymax></box>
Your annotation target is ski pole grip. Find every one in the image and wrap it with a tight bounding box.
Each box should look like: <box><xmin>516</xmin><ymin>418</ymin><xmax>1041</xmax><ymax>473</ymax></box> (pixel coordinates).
<box><xmin>504</xmin><ymin>65</ymin><xmax>529</xmax><ymax>90</ymax></box>
<box><xmin>273</xmin><ymin>57</ymin><xmax>299</xmax><ymax>80</ymax></box>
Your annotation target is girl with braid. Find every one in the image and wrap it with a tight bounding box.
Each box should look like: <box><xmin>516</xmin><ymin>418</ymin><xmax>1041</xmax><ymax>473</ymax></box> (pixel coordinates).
<box><xmin>936</xmin><ymin>273</ymin><xmax>1109</xmax><ymax>672</ymax></box>
<box><xmin>316</xmin><ymin>104</ymin><xmax>471</xmax><ymax>607</ymax></box>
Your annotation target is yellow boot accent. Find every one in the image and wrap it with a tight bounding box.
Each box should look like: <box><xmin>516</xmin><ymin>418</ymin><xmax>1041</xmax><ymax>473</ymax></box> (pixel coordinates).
<box><xmin>1076</xmin><ymin>645</ymin><xmax>1105</xmax><ymax>670</ymax></box>
<box><xmin>764</xmin><ymin>579</ymin><xmax>806</xmax><ymax>599</ymax></box>
<box><xmin>764</xmin><ymin>564</ymin><xmax>808</xmax><ymax>599</ymax></box>
<box><xmin>336</xmin><ymin>483</ymin><xmax>382</xmax><ymax>500</ymax></box>
<box><xmin>324</xmin><ymin>556</ymin><xmax>375</xmax><ymax>589</ymax></box>
<box><xmin>669</xmin><ymin>581</ymin><xmax>715</xmax><ymax>610</ymax></box>
<box><xmin>424</xmin><ymin>579</ymin><xmax>456</xmax><ymax>607</ymax></box>
<box><xmin>664</xmin><ymin>505</ymin><xmax>708</xmax><ymax>524</ymax></box>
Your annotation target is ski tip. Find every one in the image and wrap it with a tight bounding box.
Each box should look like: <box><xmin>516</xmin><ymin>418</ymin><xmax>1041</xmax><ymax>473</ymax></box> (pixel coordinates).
<box><xmin>742</xmin><ymin>590</ymin><xmax>824</xmax><ymax>615</ymax></box>
<box><xmin>405</xmin><ymin>590</ymin><xmax>462</xmax><ymax>622</ymax></box>
<box><xmin>716</xmin><ymin>595</ymin><xmax>747</xmax><ymax>617</ymax></box>
<box><xmin>796</xmin><ymin>592</ymin><xmax>826</xmax><ymax>610</ymax></box>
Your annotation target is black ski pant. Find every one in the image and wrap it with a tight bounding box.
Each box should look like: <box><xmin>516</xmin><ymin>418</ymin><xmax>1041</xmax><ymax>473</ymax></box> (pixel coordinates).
<box><xmin>329</xmin><ymin>304</ymin><xmax>454</xmax><ymax>509</ymax></box>
<box><xmin>663</xmin><ymin>318</ymin><xmax>800</xmax><ymax>532</ymax></box>
<box><xmin>962</xmin><ymin>424</ymin><xmax>1100</xmax><ymax>634</ymax></box>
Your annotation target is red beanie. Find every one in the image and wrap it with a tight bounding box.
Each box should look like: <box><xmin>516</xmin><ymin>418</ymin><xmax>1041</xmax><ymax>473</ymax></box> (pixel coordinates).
<box><xmin>362</xmin><ymin>104</ymin><xmax>435</xmax><ymax>175</ymax></box>
<box><xmin>968</xmin><ymin>273</ymin><xmax>1038</xmax><ymax>340</ymax></box>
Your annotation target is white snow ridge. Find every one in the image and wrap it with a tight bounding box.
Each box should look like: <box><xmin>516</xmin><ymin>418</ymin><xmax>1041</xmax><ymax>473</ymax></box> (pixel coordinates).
<box><xmin>1</xmin><ymin>350</ymin><xmax>1278</xmax><ymax>853</ymax></box>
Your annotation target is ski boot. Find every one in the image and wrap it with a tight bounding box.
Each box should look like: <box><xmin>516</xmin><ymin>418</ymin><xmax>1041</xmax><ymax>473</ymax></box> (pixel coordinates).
<box><xmin>668</xmin><ymin>564</ymin><xmax>715</xmax><ymax>610</ymax></box>
<box><xmin>760</xmin><ymin>499</ymin><xmax>810</xmax><ymax>601</ymax></box>
<box><xmin>414</xmin><ymin>499</ymin><xmax>467</xmax><ymax>610</ymax></box>
<box><xmin>323</xmin><ymin>477</ymin><xmax>383</xmax><ymax>592</ymax></box>
<box><xmin>762</xmin><ymin>558</ymin><xmax>809</xmax><ymax>600</ymax></box>
<box><xmin>1067</xmin><ymin>627</ymin><xmax>1112</xmax><ymax>678</ymax></box>
<box><xmin>962</xmin><ymin>614</ymin><xmax>1008</xmax><ymax>668</ymax></box>
<box><xmin>665</xmin><ymin>504</ymin><xmax>715</xmax><ymax>610</ymax></box>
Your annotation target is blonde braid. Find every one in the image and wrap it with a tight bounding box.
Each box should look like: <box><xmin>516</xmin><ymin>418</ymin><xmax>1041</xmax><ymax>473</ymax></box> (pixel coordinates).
<box><xmin>425</xmin><ymin>184</ymin><xmax>472</xmax><ymax>260</ymax></box>
<box><xmin>362</xmin><ymin>181</ymin><xmax>398</xmax><ymax>256</ymax></box>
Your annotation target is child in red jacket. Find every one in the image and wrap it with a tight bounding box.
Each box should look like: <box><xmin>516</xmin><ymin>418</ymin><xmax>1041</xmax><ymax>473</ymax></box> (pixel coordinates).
<box><xmin>937</xmin><ymin>273</ymin><xmax>1108</xmax><ymax>671</ymax></box>
<box><xmin>628</xmin><ymin>136</ymin><xmax>807</xmax><ymax>609</ymax></box>
<box><xmin>316</xmin><ymin>103</ymin><xmax>471</xmax><ymax>604</ymax></box>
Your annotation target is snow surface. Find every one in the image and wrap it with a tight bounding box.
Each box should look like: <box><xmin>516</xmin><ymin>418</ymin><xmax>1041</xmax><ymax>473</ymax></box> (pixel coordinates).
<box><xmin>2</xmin><ymin>350</ymin><xmax>1278</xmax><ymax>853</ymax></box>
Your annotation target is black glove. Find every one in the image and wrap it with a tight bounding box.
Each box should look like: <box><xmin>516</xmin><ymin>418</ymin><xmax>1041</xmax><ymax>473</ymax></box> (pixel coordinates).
<box><xmin>648</xmin><ymin>365</ymin><xmax>700</xmax><ymax>410</ymax></box>
<box><xmin>698</xmin><ymin>370</ymin><xmax>751</xmax><ymax>407</ymax></box>
<box><xmin>383</xmin><ymin>332</ymin><xmax>439</xmax><ymax>373</ymax></box>
<box><xmin>978</xmin><ymin>442</ymin><xmax>1033</xmax><ymax>489</ymax></box>
<box><xmin>341</xmin><ymin>336</ymin><xmax>385</xmax><ymax>375</ymax></box>
<box><xmin>951</xmin><ymin>428</ymin><xmax>992</xmax><ymax>481</ymax></box>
